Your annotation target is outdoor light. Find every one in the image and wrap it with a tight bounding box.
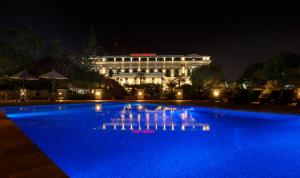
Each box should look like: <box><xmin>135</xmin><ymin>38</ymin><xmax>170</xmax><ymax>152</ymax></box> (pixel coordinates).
<box><xmin>213</xmin><ymin>90</ymin><xmax>220</xmax><ymax>97</ymax></box>
<box><xmin>95</xmin><ymin>91</ymin><xmax>101</xmax><ymax>96</ymax></box>
<box><xmin>137</xmin><ymin>105</ymin><xmax>143</xmax><ymax>110</ymax></box>
<box><xmin>177</xmin><ymin>91</ymin><xmax>182</xmax><ymax>96</ymax></box>
<box><xmin>138</xmin><ymin>91</ymin><xmax>143</xmax><ymax>96</ymax></box>
<box><xmin>58</xmin><ymin>92</ymin><xmax>62</xmax><ymax>95</ymax></box>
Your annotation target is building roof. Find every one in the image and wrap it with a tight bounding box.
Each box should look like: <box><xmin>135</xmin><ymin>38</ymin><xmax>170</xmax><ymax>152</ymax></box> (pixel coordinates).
<box><xmin>98</xmin><ymin>54</ymin><xmax>209</xmax><ymax>58</ymax></box>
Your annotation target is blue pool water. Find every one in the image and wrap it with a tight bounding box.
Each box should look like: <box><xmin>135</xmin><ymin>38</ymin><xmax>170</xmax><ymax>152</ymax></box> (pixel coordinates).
<box><xmin>2</xmin><ymin>102</ymin><xmax>300</xmax><ymax>178</ymax></box>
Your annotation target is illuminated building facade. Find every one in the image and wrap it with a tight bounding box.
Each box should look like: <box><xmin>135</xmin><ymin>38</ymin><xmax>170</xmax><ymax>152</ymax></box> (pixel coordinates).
<box><xmin>91</xmin><ymin>53</ymin><xmax>211</xmax><ymax>89</ymax></box>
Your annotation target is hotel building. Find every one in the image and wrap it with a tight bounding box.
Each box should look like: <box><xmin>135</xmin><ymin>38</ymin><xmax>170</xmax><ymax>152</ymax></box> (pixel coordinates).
<box><xmin>91</xmin><ymin>53</ymin><xmax>211</xmax><ymax>90</ymax></box>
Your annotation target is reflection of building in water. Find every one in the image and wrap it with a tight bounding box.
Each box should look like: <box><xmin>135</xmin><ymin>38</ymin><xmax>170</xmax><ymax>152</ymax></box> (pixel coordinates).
<box><xmin>101</xmin><ymin>104</ymin><xmax>210</xmax><ymax>132</ymax></box>
<box><xmin>95</xmin><ymin>104</ymin><xmax>102</xmax><ymax>112</ymax></box>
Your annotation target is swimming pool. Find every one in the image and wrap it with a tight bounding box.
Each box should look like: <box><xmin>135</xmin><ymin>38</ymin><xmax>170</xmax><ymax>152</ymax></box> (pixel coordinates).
<box><xmin>2</xmin><ymin>102</ymin><xmax>300</xmax><ymax>178</ymax></box>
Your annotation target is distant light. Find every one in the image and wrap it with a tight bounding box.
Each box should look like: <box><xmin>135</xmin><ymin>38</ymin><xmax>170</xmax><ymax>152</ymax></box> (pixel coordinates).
<box><xmin>213</xmin><ymin>90</ymin><xmax>220</xmax><ymax>97</ymax></box>
<box><xmin>95</xmin><ymin>104</ymin><xmax>101</xmax><ymax>111</ymax></box>
<box><xmin>138</xmin><ymin>92</ymin><xmax>143</xmax><ymax>96</ymax></box>
<box><xmin>202</xmin><ymin>124</ymin><xmax>210</xmax><ymax>131</ymax></box>
<box><xmin>95</xmin><ymin>91</ymin><xmax>101</xmax><ymax>96</ymax></box>
<box><xmin>177</xmin><ymin>91</ymin><xmax>182</xmax><ymax>96</ymax></box>
<box><xmin>181</xmin><ymin>124</ymin><xmax>185</xmax><ymax>131</ymax></box>
<box><xmin>58</xmin><ymin>92</ymin><xmax>62</xmax><ymax>96</ymax></box>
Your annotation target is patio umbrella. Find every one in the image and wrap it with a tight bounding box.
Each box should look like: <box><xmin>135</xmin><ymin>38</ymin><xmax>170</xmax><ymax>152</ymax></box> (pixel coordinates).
<box><xmin>10</xmin><ymin>70</ymin><xmax>38</xmax><ymax>90</ymax></box>
<box><xmin>39</xmin><ymin>70</ymin><xmax>67</xmax><ymax>100</ymax></box>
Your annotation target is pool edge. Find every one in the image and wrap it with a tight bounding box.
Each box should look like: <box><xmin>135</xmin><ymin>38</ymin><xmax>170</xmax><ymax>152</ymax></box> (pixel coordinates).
<box><xmin>0</xmin><ymin>112</ymin><xmax>68</xmax><ymax>178</ymax></box>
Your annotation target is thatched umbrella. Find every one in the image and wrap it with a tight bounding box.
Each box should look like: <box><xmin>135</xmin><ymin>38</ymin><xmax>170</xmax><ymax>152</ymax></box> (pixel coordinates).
<box><xmin>39</xmin><ymin>70</ymin><xmax>67</xmax><ymax>100</ymax></box>
<box><xmin>10</xmin><ymin>70</ymin><xmax>38</xmax><ymax>90</ymax></box>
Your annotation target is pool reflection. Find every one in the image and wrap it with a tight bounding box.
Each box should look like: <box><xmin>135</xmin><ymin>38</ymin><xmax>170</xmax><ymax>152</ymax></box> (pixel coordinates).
<box><xmin>100</xmin><ymin>103</ymin><xmax>211</xmax><ymax>132</ymax></box>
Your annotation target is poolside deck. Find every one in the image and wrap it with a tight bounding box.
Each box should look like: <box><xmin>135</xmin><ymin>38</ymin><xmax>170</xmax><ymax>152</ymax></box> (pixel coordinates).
<box><xmin>0</xmin><ymin>112</ymin><xmax>68</xmax><ymax>178</ymax></box>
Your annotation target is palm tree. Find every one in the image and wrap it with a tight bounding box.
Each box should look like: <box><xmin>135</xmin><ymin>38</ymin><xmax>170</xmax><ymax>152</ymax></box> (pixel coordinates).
<box><xmin>167</xmin><ymin>80</ymin><xmax>177</xmax><ymax>93</ymax></box>
<box><xmin>174</xmin><ymin>75</ymin><xmax>183</xmax><ymax>88</ymax></box>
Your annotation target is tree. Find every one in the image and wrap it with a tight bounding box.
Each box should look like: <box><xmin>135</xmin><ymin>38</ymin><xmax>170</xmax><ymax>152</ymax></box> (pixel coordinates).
<box><xmin>167</xmin><ymin>80</ymin><xmax>177</xmax><ymax>92</ymax></box>
<box><xmin>261</xmin><ymin>52</ymin><xmax>300</xmax><ymax>86</ymax></box>
<box><xmin>238</xmin><ymin>62</ymin><xmax>264</xmax><ymax>84</ymax></box>
<box><xmin>47</xmin><ymin>39</ymin><xmax>63</xmax><ymax>60</ymax></box>
<box><xmin>82</xmin><ymin>26</ymin><xmax>98</xmax><ymax>69</ymax></box>
<box><xmin>191</xmin><ymin>64</ymin><xmax>225</xmax><ymax>91</ymax></box>
<box><xmin>239</xmin><ymin>52</ymin><xmax>300</xmax><ymax>87</ymax></box>
<box><xmin>0</xmin><ymin>27</ymin><xmax>45</xmax><ymax>74</ymax></box>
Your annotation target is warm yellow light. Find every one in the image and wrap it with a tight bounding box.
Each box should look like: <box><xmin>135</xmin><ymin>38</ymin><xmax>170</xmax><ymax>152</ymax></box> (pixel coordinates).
<box><xmin>58</xmin><ymin>92</ymin><xmax>62</xmax><ymax>95</ymax></box>
<box><xmin>138</xmin><ymin>91</ymin><xmax>143</xmax><ymax>96</ymax></box>
<box><xmin>137</xmin><ymin>105</ymin><xmax>143</xmax><ymax>110</ymax></box>
<box><xmin>213</xmin><ymin>90</ymin><xmax>220</xmax><ymax>97</ymax></box>
<box><xmin>177</xmin><ymin>91</ymin><xmax>182</xmax><ymax>96</ymax></box>
<box><xmin>21</xmin><ymin>92</ymin><xmax>25</xmax><ymax>96</ymax></box>
<box><xmin>95</xmin><ymin>91</ymin><xmax>101</xmax><ymax>96</ymax></box>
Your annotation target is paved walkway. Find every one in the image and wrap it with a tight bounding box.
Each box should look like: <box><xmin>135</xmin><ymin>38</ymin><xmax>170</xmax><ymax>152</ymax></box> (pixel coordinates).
<box><xmin>0</xmin><ymin>112</ymin><xmax>68</xmax><ymax>178</ymax></box>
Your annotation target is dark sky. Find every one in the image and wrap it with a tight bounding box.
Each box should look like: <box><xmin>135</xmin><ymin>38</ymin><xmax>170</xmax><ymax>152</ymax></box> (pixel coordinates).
<box><xmin>1</xmin><ymin>1</ymin><xmax>300</xmax><ymax>80</ymax></box>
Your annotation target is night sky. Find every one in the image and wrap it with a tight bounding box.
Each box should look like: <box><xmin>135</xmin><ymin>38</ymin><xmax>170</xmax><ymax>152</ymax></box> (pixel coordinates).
<box><xmin>1</xmin><ymin>1</ymin><xmax>299</xmax><ymax>80</ymax></box>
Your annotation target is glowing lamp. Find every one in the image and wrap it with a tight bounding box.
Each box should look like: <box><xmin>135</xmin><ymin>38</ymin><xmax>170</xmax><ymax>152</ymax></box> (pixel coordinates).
<box><xmin>58</xmin><ymin>92</ymin><xmax>62</xmax><ymax>96</ymax></box>
<box><xmin>213</xmin><ymin>90</ymin><xmax>220</xmax><ymax>97</ymax></box>
<box><xmin>138</xmin><ymin>91</ymin><xmax>143</xmax><ymax>96</ymax></box>
<box><xmin>177</xmin><ymin>91</ymin><xmax>182</xmax><ymax>96</ymax></box>
<box><xmin>95</xmin><ymin>91</ymin><xmax>101</xmax><ymax>96</ymax></box>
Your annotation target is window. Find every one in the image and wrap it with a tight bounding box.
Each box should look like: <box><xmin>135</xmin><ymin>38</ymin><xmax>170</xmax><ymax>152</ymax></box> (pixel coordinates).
<box><xmin>165</xmin><ymin>68</ymin><xmax>170</xmax><ymax>77</ymax></box>
<box><xmin>174</xmin><ymin>68</ymin><xmax>179</xmax><ymax>77</ymax></box>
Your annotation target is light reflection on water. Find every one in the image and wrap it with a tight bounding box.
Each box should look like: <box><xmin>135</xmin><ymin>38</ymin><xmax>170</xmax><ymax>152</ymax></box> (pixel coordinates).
<box><xmin>98</xmin><ymin>103</ymin><xmax>210</xmax><ymax>132</ymax></box>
